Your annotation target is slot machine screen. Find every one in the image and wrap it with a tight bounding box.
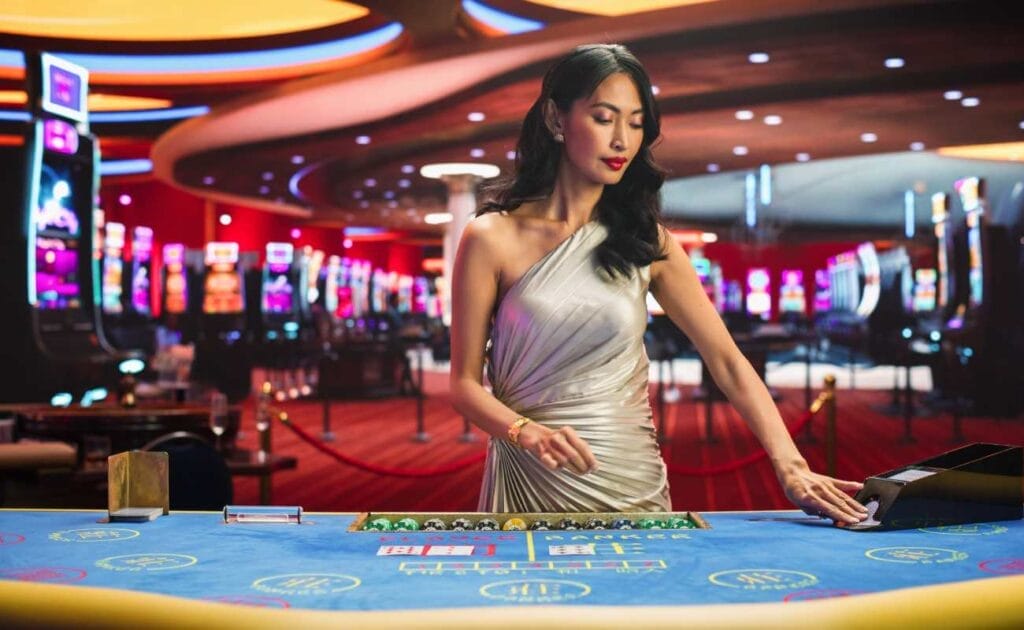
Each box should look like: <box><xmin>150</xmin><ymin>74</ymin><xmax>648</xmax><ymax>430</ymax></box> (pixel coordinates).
<box><xmin>102</xmin><ymin>222</ymin><xmax>126</xmax><ymax>315</ymax></box>
<box><xmin>813</xmin><ymin>269</ymin><xmax>831</xmax><ymax>313</ymax></box>
<box><xmin>324</xmin><ymin>256</ymin><xmax>340</xmax><ymax>316</ymax></box>
<box><xmin>162</xmin><ymin>243</ymin><xmax>188</xmax><ymax>315</ymax></box>
<box><xmin>203</xmin><ymin>242</ymin><xmax>244</xmax><ymax>314</ymax></box>
<box><xmin>33</xmin><ymin>161</ymin><xmax>82</xmax><ymax>310</ymax></box>
<box><xmin>954</xmin><ymin>177</ymin><xmax>984</xmax><ymax>309</ymax></box>
<box><xmin>262</xmin><ymin>242</ymin><xmax>294</xmax><ymax>314</ymax></box>
<box><xmin>913</xmin><ymin>269</ymin><xmax>937</xmax><ymax>313</ymax></box>
<box><xmin>746</xmin><ymin>268</ymin><xmax>771</xmax><ymax>319</ymax></box>
<box><xmin>130</xmin><ymin>226</ymin><xmax>153</xmax><ymax>315</ymax></box>
<box><xmin>778</xmin><ymin>269</ymin><xmax>806</xmax><ymax>313</ymax></box>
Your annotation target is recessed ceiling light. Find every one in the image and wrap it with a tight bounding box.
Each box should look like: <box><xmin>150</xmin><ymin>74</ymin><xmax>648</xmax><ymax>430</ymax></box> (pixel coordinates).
<box><xmin>795</xmin><ymin>152</ymin><xmax>810</xmax><ymax>162</ymax></box>
<box><xmin>425</xmin><ymin>212</ymin><xmax>453</xmax><ymax>225</ymax></box>
<box><xmin>343</xmin><ymin>238</ymin><xmax>353</xmax><ymax>248</ymax></box>
<box><xmin>1019</xmin><ymin>120</ymin><xmax>1024</xmax><ymax>130</ymax></box>
<box><xmin>884</xmin><ymin>57</ymin><xmax>905</xmax><ymax>69</ymax></box>
<box><xmin>961</xmin><ymin>97</ymin><xmax>980</xmax><ymax>107</ymax></box>
<box><xmin>748</xmin><ymin>52</ymin><xmax>770</xmax><ymax>64</ymax></box>
<box><xmin>401</xmin><ymin>164</ymin><xmax>415</xmax><ymax>174</ymax></box>
<box><xmin>352</xmin><ymin>190</ymin><xmax>364</xmax><ymax>199</ymax></box>
<box><xmin>259</xmin><ymin>185</ymin><xmax>270</xmax><ymax>194</ymax></box>
<box><xmin>364</xmin><ymin>178</ymin><xmax>377</xmax><ymax>187</ymax></box>
<box><xmin>261</xmin><ymin>171</ymin><xmax>274</xmax><ymax>181</ymax></box>
<box><xmin>290</xmin><ymin>155</ymin><xmax>305</xmax><ymax>165</ymax></box>
<box><xmin>398</xmin><ymin>179</ymin><xmax>411</xmax><ymax>188</ymax></box>
<box><xmin>467</xmin><ymin>112</ymin><xmax>485</xmax><ymax>122</ymax></box>
<box><xmin>359</xmin><ymin>200</ymin><xmax>369</xmax><ymax>208</ymax></box>
<box><xmin>707</xmin><ymin>163</ymin><xmax>720</xmax><ymax>173</ymax></box>
<box><xmin>355</xmin><ymin>135</ymin><xmax>371</xmax><ymax>145</ymax></box>
<box><xmin>909</xmin><ymin>142</ymin><xmax>925</xmax><ymax>151</ymax></box>
<box><xmin>860</xmin><ymin>132</ymin><xmax>878</xmax><ymax>143</ymax></box>
<box><xmin>202</xmin><ymin>175</ymin><xmax>215</xmax><ymax>185</ymax></box>
<box><xmin>651</xmin><ymin>85</ymin><xmax>660</xmax><ymax>95</ymax></box>
<box><xmin>383</xmin><ymin>190</ymin><xmax>395</xmax><ymax>199</ymax></box>
<box><xmin>732</xmin><ymin>146</ymin><xmax>749</xmax><ymax>156</ymax></box>
<box><xmin>218</xmin><ymin>213</ymin><xmax>232</xmax><ymax>226</ymax></box>
<box><xmin>943</xmin><ymin>90</ymin><xmax>963</xmax><ymax>100</ymax></box>
<box><xmin>763</xmin><ymin>115</ymin><xmax>782</xmax><ymax>126</ymax></box>
<box><xmin>470</xmin><ymin>148</ymin><xmax>485</xmax><ymax>158</ymax></box>
<box><xmin>735</xmin><ymin>110</ymin><xmax>754</xmax><ymax>121</ymax></box>
<box><xmin>506</xmin><ymin>150</ymin><xmax>516</xmax><ymax>160</ymax></box>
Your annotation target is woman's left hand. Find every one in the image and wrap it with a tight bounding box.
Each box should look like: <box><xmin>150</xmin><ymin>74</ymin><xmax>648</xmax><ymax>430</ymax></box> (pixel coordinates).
<box><xmin>778</xmin><ymin>462</ymin><xmax>868</xmax><ymax>525</ymax></box>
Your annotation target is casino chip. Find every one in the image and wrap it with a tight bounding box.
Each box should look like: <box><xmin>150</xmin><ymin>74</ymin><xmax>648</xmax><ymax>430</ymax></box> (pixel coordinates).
<box><xmin>450</xmin><ymin>518</ymin><xmax>474</xmax><ymax>531</ymax></box>
<box><xmin>637</xmin><ymin>518</ymin><xmax>667</xmax><ymax>530</ymax></box>
<box><xmin>668</xmin><ymin>516</ymin><xmax>694</xmax><ymax>529</ymax></box>
<box><xmin>422</xmin><ymin>518</ymin><xmax>447</xmax><ymax>531</ymax></box>
<box><xmin>529</xmin><ymin>519</ymin><xmax>552</xmax><ymax>531</ymax></box>
<box><xmin>502</xmin><ymin>518</ymin><xmax>527</xmax><ymax>531</ymax></box>
<box><xmin>584</xmin><ymin>518</ymin><xmax>607</xmax><ymax>530</ymax></box>
<box><xmin>610</xmin><ymin>518</ymin><xmax>634</xmax><ymax>529</ymax></box>
<box><xmin>557</xmin><ymin>518</ymin><xmax>581</xmax><ymax>531</ymax></box>
<box><xmin>475</xmin><ymin>518</ymin><xmax>500</xmax><ymax>531</ymax></box>
<box><xmin>394</xmin><ymin>518</ymin><xmax>420</xmax><ymax>531</ymax></box>
<box><xmin>363</xmin><ymin>517</ymin><xmax>393</xmax><ymax>531</ymax></box>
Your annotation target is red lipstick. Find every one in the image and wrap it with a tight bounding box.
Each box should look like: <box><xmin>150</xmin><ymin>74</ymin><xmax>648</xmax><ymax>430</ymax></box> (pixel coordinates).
<box><xmin>601</xmin><ymin>157</ymin><xmax>627</xmax><ymax>171</ymax></box>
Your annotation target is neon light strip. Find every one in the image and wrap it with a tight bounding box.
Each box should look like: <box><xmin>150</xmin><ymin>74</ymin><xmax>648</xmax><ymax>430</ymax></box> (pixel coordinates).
<box><xmin>99</xmin><ymin>158</ymin><xmax>153</xmax><ymax>176</ymax></box>
<box><xmin>91</xmin><ymin>105</ymin><xmax>209</xmax><ymax>122</ymax></box>
<box><xmin>25</xmin><ymin>120</ymin><xmax>42</xmax><ymax>306</ymax></box>
<box><xmin>462</xmin><ymin>0</ymin><xmax>545</xmax><ymax>34</ymax></box>
<box><xmin>0</xmin><ymin>110</ymin><xmax>29</xmax><ymax>121</ymax></box>
<box><xmin>0</xmin><ymin>23</ymin><xmax>401</xmax><ymax>75</ymax></box>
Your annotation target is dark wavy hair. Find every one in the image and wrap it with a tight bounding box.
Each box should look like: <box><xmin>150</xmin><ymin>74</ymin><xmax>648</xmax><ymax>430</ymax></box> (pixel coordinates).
<box><xmin>478</xmin><ymin>43</ymin><xmax>667</xmax><ymax>278</ymax></box>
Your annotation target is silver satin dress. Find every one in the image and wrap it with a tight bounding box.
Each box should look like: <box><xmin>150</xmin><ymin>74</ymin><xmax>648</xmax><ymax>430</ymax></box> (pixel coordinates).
<box><xmin>478</xmin><ymin>221</ymin><xmax>671</xmax><ymax>513</ymax></box>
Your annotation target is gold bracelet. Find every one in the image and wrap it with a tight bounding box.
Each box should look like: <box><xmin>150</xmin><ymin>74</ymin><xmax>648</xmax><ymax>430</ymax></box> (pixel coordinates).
<box><xmin>507</xmin><ymin>416</ymin><xmax>533</xmax><ymax>446</ymax></box>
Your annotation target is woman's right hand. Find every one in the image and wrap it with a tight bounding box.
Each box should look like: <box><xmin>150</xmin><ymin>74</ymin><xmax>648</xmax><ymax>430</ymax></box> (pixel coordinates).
<box><xmin>517</xmin><ymin>423</ymin><xmax>599</xmax><ymax>475</ymax></box>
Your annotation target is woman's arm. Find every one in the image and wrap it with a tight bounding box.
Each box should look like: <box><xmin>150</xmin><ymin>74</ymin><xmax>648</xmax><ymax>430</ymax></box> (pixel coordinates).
<box><xmin>649</xmin><ymin>227</ymin><xmax>866</xmax><ymax>524</ymax></box>
<box><xmin>449</xmin><ymin>217</ymin><xmax>597</xmax><ymax>475</ymax></box>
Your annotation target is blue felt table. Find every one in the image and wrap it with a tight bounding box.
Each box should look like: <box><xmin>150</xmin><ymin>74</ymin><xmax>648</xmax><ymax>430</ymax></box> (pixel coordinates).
<box><xmin>1</xmin><ymin>509</ymin><xmax>1022</xmax><ymax>611</ymax></box>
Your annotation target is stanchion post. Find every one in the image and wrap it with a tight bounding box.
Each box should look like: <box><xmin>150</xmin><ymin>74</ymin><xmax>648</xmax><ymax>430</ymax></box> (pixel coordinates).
<box><xmin>824</xmin><ymin>374</ymin><xmax>837</xmax><ymax>479</ymax></box>
<box><xmin>412</xmin><ymin>344</ymin><xmax>430</xmax><ymax>442</ymax></box>
<box><xmin>321</xmin><ymin>399</ymin><xmax>335</xmax><ymax>442</ymax></box>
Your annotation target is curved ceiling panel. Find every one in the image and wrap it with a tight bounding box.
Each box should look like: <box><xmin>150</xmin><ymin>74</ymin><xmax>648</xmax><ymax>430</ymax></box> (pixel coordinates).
<box><xmin>0</xmin><ymin>1</ymin><xmax>369</xmax><ymax>41</ymax></box>
<box><xmin>0</xmin><ymin>23</ymin><xmax>405</xmax><ymax>85</ymax></box>
<box><xmin>524</xmin><ymin>0</ymin><xmax>718</xmax><ymax>17</ymax></box>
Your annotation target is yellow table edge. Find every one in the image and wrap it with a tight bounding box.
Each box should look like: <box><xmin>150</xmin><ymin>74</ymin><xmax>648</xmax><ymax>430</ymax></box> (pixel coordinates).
<box><xmin>1</xmin><ymin>573</ymin><xmax>1022</xmax><ymax>629</ymax></box>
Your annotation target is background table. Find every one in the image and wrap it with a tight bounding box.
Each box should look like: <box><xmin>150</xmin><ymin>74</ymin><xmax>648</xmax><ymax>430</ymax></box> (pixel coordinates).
<box><xmin>0</xmin><ymin>509</ymin><xmax>1021</xmax><ymax>627</ymax></box>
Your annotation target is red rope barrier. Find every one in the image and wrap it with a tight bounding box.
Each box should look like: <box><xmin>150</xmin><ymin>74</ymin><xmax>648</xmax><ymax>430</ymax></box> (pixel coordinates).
<box><xmin>282</xmin><ymin>403</ymin><xmax>819</xmax><ymax>478</ymax></box>
<box><xmin>280</xmin><ymin>416</ymin><xmax>486</xmax><ymax>478</ymax></box>
<box><xmin>661</xmin><ymin>407</ymin><xmax>816</xmax><ymax>476</ymax></box>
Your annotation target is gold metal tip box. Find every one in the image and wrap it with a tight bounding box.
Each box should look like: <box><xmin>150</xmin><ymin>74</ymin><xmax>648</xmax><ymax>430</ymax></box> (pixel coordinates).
<box><xmin>107</xmin><ymin>450</ymin><xmax>169</xmax><ymax>519</ymax></box>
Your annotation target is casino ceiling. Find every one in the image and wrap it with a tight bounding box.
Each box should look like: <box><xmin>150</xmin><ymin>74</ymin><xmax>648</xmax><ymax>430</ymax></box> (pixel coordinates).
<box><xmin>2</xmin><ymin>0</ymin><xmax>1023</xmax><ymax>239</ymax></box>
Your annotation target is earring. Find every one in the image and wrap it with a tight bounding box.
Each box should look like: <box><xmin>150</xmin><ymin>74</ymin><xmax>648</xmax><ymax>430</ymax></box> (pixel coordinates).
<box><xmin>553</xmin><ymin>133</ymin><xmax>564</xmax><ymax>143</ymax></box>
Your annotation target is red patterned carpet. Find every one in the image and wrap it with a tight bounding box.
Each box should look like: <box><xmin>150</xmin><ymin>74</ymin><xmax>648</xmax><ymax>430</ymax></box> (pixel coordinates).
<box><xmin>232</xmin><ymin>372</ymin><xmax>1024</xmax><ymax>513</ymax></box>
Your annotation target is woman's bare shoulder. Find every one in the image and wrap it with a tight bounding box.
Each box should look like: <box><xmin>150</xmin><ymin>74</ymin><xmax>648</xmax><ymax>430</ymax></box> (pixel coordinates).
<box><xmin>465</xmin><ymin>211</ymin><xmax>519</xmax><ymax>243</ymax></box>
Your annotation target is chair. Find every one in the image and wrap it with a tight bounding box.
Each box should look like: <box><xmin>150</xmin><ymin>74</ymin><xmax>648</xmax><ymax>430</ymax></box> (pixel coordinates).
<box><xmin>141</xmin><ymin>431</ymin><xmax>233</xmax><ymax>511</ymax></box>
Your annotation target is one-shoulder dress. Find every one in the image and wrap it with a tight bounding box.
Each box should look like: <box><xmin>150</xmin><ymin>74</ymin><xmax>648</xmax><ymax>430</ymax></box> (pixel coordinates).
<box><xmin>478</xmin><ymin>220</ymin><xmax>671</xmax><ymax>512</ymax></box>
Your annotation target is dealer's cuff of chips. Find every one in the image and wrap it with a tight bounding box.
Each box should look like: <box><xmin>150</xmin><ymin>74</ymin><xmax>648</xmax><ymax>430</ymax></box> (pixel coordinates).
<box><xmin>507</xmin><ymin>416</ymin><xmax>533</xmax><ymax>447</ymax></box>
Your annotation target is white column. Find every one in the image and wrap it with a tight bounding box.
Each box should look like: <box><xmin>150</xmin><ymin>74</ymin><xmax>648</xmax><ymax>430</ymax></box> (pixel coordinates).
<box><xmin>440</xmin><ymin>173</ymin><xmax>477</xmax><ymax>326</ymax></box>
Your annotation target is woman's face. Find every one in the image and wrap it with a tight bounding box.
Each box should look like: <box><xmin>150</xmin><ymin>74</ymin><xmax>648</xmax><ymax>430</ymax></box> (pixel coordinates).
<box><xmin>557</xmin><ymin>72</ymin><xmax>645</xmax><ymax>186</ymax></box>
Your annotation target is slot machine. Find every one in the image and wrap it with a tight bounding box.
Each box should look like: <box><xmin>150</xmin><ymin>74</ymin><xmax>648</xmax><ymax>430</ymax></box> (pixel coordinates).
<box><xmin>103</xmin><ymin>224</ymin><xmax>157</xmax><ymax>354</ymax></box>
<box><xmin>778</xmin><ymin>269</ymin><xmax>807</xmax><ymax>324</ymax></box>
<box><xmin>745</xmin><ymin>268</ymin><xmax>771</xmax><ymax>321</ymax></box>
<box><xmin>912</xmin><ymin>269</ymin><xmax>937</xmax><ymax>313</ymax></box>
<box><xmin>0</xmin><ymin>53</ymin><xmax>126</xmax><ymax>401</ymax></box>
<box><xmin>193</xmin><ymin>242</ymin><xmax>252</xmax><ymax>401</ymax></box>
<box><xmin>128</xmin><ymin>226</ymin><xmax>154</xmax><ymax>319</ymax></box>
<box><xmin>160</xmin><ymin>243</ymin><xmax>193</xmax><ymax>340</ymax></box>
